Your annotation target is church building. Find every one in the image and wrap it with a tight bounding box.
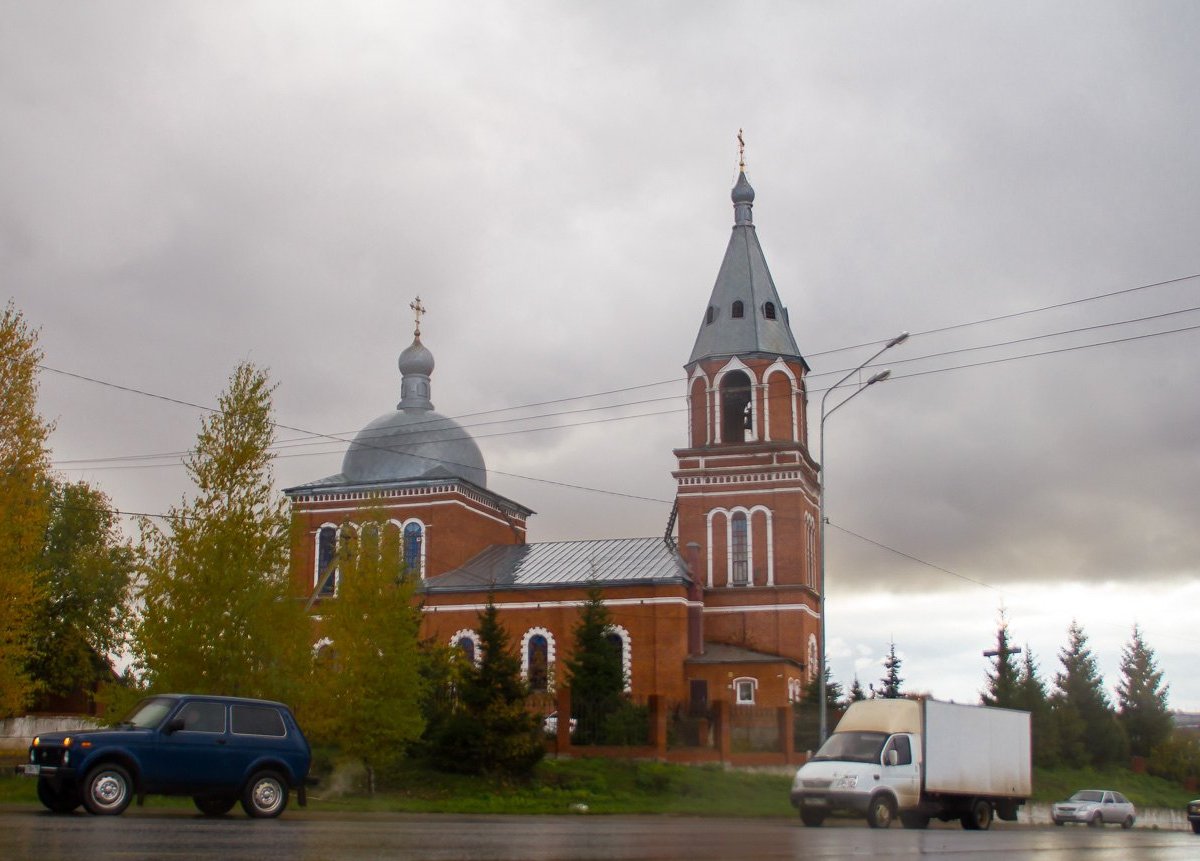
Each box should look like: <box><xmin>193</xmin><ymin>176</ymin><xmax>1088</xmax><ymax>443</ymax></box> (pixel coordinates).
<box><xmin>285</xmin><ymin>161</ymin><xmax>822</xmax><ymax>712</ymax></box>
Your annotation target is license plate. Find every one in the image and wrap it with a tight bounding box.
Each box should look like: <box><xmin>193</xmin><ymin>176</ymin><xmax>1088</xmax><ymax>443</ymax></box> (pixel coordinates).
<box><xmin>21</xmin><ymin>764</ymin><xmax>40</xmax><ymax>776</ymax></box>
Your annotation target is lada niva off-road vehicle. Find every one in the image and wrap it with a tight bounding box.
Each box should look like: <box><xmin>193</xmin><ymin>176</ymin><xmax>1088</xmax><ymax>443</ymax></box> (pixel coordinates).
<box><xmin>17</xmin><ymin>693</ymin><xmax>312</xmax><ymax>818</ymax></box>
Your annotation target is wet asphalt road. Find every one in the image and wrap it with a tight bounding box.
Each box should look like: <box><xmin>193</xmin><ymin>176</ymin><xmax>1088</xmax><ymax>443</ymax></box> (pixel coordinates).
<box><xmin>4</xmin><ymin>807</ymin><xmax>1198</xmax><ymax>860</ymax></box>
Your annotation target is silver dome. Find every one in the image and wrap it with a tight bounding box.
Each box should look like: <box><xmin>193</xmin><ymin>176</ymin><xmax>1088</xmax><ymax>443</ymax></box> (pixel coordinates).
<box><xmin>341</xmin><ymin>408</ymin><xmax>487</xmax><ymax>488</ymax></box>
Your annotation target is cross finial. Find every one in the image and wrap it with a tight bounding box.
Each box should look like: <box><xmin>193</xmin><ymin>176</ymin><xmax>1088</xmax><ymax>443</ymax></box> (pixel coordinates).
<box><xmin>409</xmin><ymin>295</ymin><xmax>426</xmax><ymax>338</ymax></box>
<box><xmin>737</xmin><ymin>128</ymin><xmax>746</xmax><ymax>172</ymax></box>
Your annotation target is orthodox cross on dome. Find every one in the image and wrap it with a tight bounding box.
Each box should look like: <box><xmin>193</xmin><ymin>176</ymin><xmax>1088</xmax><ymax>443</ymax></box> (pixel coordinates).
<box><xmin>409</xmin><ymin>295</ymin><xmax>426</xmax><ymax>338</ymax></box>
<box><xmin>737</xmin><ymin>128</ymin><xmax>746</xmax><ymax>172</ymax></box>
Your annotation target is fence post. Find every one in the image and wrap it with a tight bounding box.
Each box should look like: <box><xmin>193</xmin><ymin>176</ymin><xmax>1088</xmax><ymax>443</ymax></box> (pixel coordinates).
<box><xmin>649</xmin><ymin>695</ymin><xmax>667</xmax><ymax>758</ymax></box>
<box><xmin>779</xmin><ymin>706</ymin><xmax>795</xmax><ymax>761</ymax></box>
<box><xmin>556</xmin><ymin>685</ymin><xmax>572</xmax><ymax>749</ymax></box>
<box><xmin>714</xmin><ymin>700</ymin><xmax>731</xmax><ymax>762</ymax></box>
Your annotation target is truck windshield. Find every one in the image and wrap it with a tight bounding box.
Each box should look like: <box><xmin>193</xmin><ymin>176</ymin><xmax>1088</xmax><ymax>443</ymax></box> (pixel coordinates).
<box><xmin>811</xmin><ymin>731</ymin><xmax>889</xmax><ymax>763</ymax></box>
<box><xmin>120</xmin><ymin>697</ymin><xmax>176</xmax><ymax>728</ymax></box>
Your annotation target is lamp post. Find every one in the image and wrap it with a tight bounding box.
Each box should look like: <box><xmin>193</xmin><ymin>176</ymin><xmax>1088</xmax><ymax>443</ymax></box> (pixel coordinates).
<box><xmin>817</xmin><ymin>331</ymin><xmax>908</xmax><ymax>746</ymax></box>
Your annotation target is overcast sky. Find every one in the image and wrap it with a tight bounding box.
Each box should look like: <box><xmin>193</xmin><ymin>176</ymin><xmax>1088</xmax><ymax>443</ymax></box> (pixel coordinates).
<box><xmin>4</xmin><ymin>1</ymin><xmax>1199</xmax><ymax>710</ymax></box>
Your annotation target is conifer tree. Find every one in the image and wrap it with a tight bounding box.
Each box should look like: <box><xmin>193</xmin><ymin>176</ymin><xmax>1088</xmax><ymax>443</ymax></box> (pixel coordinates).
<box><xmin>981</xmin><ymin>610</ymin><xmax>1020</xmax><ymax>709</ymax></box>
<box><xmin>133</xmin><ymin>363</ymin><xmax>309</xmax><ymax>702</ymax></box>
<box><xmin>304</xmin><ymin>508</ymin><xmax>426</xmax><ymax>790</ymax></box>
<box><xmin>1051</xmin><ymin>620</ymin><xmax>1127</xmax><ymax>768</ymax></box>
<box><xmin>1015</xmin><ymin>646</ymin><xmax>1060</xmax><ymax>767</ymax></box>
<box><xmin>796</xmin><ymin>666</ymin><xmax>844</xmax><ymax>752</ymax></box>
<box><xmin>431</xmin><ymin>598</ymin><xmax>543</xmax><ymax>776</ymax></box>
<box><xmin>0</xmin><ymin>302</ymin><xmax>53</xmax><ymax>716</ymax></box>
<box><xmin>28</xmin><ymin>481</ymin><xmax>135</xmax><ymax>703</ymax></box>
<box><xmin>846</xmin><ymin>675</ymin><xmax>867</xmax><ymax>704</ymax></box>
<box><xmin>564</xmin><ymin>586</ymin><xmax>624</xmax><ymax>745</ymax></box>
<box><xmin>878</xmin><ymin>641</ymin><xmax>904</xmax><ymax>699</ymax></box>
<box><xmin>1116</xmin><ymin>625</ymin><xmax>1172</xmax><ymax>758</ymax></box>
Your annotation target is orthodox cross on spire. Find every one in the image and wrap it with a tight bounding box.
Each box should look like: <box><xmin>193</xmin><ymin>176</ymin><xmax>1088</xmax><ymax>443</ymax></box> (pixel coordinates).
<box><xmin>409</xmin><ymin>295</ymin><xmax>426</xmax><ymax>338</ymax></box>
<box><xmin>737</xmin><ymin>128</ymin><xmax>746</xmax><ymax>172</ymax></box>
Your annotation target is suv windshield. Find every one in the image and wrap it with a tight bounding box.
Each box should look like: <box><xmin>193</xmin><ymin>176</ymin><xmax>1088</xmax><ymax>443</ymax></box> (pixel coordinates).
<box><xmin>121</xmin><ymin>697</ymin><xmax>176</xmax><ymax>728</ymax></box>
<box><xmin>811</xmin><ymin>731</ymin><xmax>889</xmax><ymax>764</ymax></box>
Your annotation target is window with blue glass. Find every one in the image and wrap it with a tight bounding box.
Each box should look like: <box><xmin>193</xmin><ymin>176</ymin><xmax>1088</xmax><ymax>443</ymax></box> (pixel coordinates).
<box><xmin>456</xmin><ymin>637</ymin><xmax>476</xmax><ymax>663</ymax></box>
<box><xmin>316</xmin><ymin>526</ymin><xmax>337</xmax><ymax>596</ymax></box>
<box><xmin>527</xmin><ymin>635</ymin><xmax>549</xmax><ymax>692</ymax></box>
<box><xmin>403</xmin><ymin>521</ymin><xmax>423</xmax><ymax>575</ymax></box>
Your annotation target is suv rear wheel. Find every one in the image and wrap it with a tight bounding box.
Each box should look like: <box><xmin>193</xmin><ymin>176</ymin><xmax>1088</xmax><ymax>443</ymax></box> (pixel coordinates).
<box><xmin>82</xmin><ymin>764</ymin><xmax>132</xmax><ymax>816</ymax></box>
<box><xmin>241</xmin><ymin>770</ymin><xmax>288</xmax><ymax>819</ymax></box>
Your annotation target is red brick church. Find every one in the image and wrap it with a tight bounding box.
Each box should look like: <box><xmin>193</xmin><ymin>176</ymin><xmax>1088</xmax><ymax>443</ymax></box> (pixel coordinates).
<box><xmin>286</xmin><ymin>163</ymin><xmax>822</xmax><ymax>712</ymax></box>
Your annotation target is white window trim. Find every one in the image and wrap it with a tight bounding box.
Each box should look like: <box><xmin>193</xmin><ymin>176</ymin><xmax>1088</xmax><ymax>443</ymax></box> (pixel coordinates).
<box><xmin>400</xmin><ymin>517</ymin><xmax>427</xmax><ymax>579</ymax></box>
<box><xmin>449</xmin><ymin>628</ymin><xmax>482</xmax><ymax>666</ymax></box>
<box><xmin>705</xmin><ymin>505</ymin><xmax>775</xmax><ymax>587</ymax></box>
<box><xmin>314</xmin><ymin>522</ymin><xmax>340</xmax><ymax>597</ymax></box>
<box><xmin>762</xmin><ymin>360</ymin><xmax>799</xmax><ymax>442</ymax></box>
<box><xmin>520</xmin><ymin>627</ymin><xmax>557</xmax><ymax>692</ymax></box>
<box><xmin>733</xmin><ymin>676</ymin><xmax>758</xmax><ymax>705</ymax></box>
<box><xmin>605</xmin><ymin>624</ymin><xmax>633</xmax><ymax>693</ymax></box>
<box><xmin>712</xmin><ymin>357</ymin><xmax>754</xmax><ymax>445</ymax></box>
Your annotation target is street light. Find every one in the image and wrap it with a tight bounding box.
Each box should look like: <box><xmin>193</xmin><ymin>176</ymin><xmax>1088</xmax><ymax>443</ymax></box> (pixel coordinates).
<box><xmin>817</xmin><ymin>331</ymin><xmax>908</xmax><ymax>746</ymax></box>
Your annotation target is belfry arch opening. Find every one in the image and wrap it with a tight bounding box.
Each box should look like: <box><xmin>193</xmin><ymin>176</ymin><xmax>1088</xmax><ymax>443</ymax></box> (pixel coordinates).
<box><xmin>720</xmin><ymin>370</ymin><xmax>753</xmax><ymax>443</ymax></box>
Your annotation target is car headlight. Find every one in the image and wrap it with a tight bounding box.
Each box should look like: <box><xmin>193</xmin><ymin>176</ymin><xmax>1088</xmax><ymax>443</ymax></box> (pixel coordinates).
<box><xmin>832</xmin><ymin>775</ymin><xmax>859</xmax><ymax>789</ymax></box>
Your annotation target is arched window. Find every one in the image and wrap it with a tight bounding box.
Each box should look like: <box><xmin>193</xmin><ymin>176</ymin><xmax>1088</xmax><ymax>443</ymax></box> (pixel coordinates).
<box><xmin>732</xmin><ymin>300</ymin><xmax>744</xmax><ymax>319</ymax></box>
<box><xmin>457</xmin><ymin>637</ymin><xmax>476</xmax><ymax>664</ymax></box>
<box><xmin>763</xmin><ymin>301</ymin><xmax>776</xmax><ymax>320</ymax></box>
<box><xmin>527</xmin><ymin>634</ymin><xmax>549</xmax><ymax>692</ymax></box>
<box><xmin>808</xmin><ymin>635</ymin><xmax>819</xmax><ymax>682</ymax></box>
<box><xmin>705</xmin><ymin>306</ymin><xmax>715</xmax><ymax>325</ymax></box>
<box><xmin>450</xmin><ymin>629</ymin><xmax>481</xmax><ymax>666</ymax></box>
<box><xmin>720</xmin><ymin>370</ymin><xmax>752</xmax><ymax>443</ymax></box>
<box><xmin>604</xmin><ymin>626</ymin><xmax>633</xmax><ymax>692</ymax></box>
<box><xmin>315</xmin><ymin>525</ymin><xmax>337</xmax><ymax>596</ymax></box>
<box><xmin>730</xmin><ymin>512</ymin><xmax>748</xmax><ymax>586</ymax></box>
<box><xmin>734</xmin><ymin>676</ymin><xmax>757</xmax><ymax>705</ymax></box>
<box><xmin>403</xmin><ymin>521</ymin><xmax>423</xmax><ymax>576</ymax></box>
<box><xmin>805</xmin><ymin>513</ymin><xmax>817</xmax><ymax>589</ymax></box>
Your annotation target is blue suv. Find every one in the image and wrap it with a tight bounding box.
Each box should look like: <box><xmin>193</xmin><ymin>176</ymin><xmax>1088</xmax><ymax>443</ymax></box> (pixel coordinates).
<box><xmin>18</xmin><ymin>694</ymin><xmax>312</xmax><ymax>818</ymax></box>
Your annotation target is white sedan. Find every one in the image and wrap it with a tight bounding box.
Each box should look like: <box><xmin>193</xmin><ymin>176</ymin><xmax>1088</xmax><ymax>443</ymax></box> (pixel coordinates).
<box><xmin>1052</xmin><ymin>789</ymin><xmax>1136</xmax><ymax>828</ymax></box>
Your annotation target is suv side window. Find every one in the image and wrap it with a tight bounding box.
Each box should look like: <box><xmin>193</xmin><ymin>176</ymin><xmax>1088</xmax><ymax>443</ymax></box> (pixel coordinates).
<box><xmin>231</xmin><ymin>705</ymin><xmax>286</xmax><ymax>737</ymax></box>
<box><xmin>175</xmin><ymin>701</ymin><xmax>226</xmax><ymax>733</ymax></box>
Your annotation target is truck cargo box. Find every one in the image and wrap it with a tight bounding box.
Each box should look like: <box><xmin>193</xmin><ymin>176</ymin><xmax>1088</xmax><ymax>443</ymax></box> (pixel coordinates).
<box><xmin>923</xmin><ymin>699</ymin><xmax>1031</xmax><ymax>798</ymax></box>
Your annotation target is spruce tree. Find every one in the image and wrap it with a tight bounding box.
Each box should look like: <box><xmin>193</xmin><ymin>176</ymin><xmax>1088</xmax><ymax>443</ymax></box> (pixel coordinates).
<box><xmin>1051</xmin><ymin>620</ymin><xmax>1127</xmax><ymax>768</ymax></box>
<box><xmin>431</xmin><ymin>597</ymin><xmax>543</xmax><ymax>776</ymax></box>
<box><xmin>879</xmin><ymin>641</ymin><xmax>904</xmax><ymax>699</ymax></box>
<box><xmin>0</xmin><ymin>302</ymin><xmax>52</xmax><ymax>716</ymax></box>
<box><xmin>1116</xmin><ymin>625</ymin><xmax>1172</xmax><ymax>758</ymax></box>
<box><xmin>981</xmin><ymin>611</ymin><xmax>1020</xmax><ymax>708</ymax></box>
<box><xmin>133</xmin><ymin>363</ymin><xmax>309</xmax><ymax>702</ymax></box>
<box><xmin>1015</xmin><ymin>646</ymin><xmax>1060</xmax><ymax>767</ymax></box>
<box><xmin>846</xmin><ymin>676</ymin><xmax>867</xmax><ymax>704</ymax></box>
<box><xmin>563</xmin><ymin>586</ymin><xmax>624</xmax><ymax>745</ymax></box>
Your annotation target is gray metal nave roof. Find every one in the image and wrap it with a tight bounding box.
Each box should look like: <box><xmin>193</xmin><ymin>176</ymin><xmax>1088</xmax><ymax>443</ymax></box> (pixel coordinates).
<box><xmin>421</xmin><ymin>537</ymin><xmax>690</xmax><ymax>593</ymax></box>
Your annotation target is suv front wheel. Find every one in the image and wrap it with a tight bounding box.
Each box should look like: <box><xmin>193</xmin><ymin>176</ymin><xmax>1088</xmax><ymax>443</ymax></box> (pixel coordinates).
<box><xmin>82</xmin><ymin>764</ymin><xmax>133</xmax><ymax>816</ymax></box>
<box><xmin>241</xmin><ymin>770</ymin><xmax>288</xmax><ymax>818</ymax></box>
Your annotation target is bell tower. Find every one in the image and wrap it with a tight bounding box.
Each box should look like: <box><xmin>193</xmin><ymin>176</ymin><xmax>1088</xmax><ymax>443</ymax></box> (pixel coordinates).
<box><xmin>673</xmin><ymin>151</ymin><xmax>822</xmax><ymax>676</ymax></box>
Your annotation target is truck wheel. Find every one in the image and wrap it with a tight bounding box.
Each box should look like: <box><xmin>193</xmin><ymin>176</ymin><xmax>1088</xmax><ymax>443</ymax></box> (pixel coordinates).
<box><xmin>799</xmin><ymin>808</ymin><xmax>826</xmax><ymax>827</ymax></box>
<box><xmin>82</xmin><ymin>764</ymin><xmax>133</xmax><ymax>816</ymax></box>
<box><xmin>36</xmin><ymin>778</ymin><xmax>80</xmax><ymax>813</ymax></box>
<box><xmin>867</xmin><ymin>795</ymin><xmax>896</xmax><ymax>829</ymax></box>
<box><xmin>900</xmin><ymin>812</ymin><xmax>930</xmax><ymax>829</ymax></box>
<box><xmin>960</xmin><ymin>798</ymin><xmax>992</xmax><ymax>831</ymax></box>
<box><xmin>194</xmin><ymin>794</ymin><xmax>238</xmax><ymax>816</ymax></box>
<box><xmin>241</xmin><ymin>770</ymin><xmax>288</xmax><ymax>818</ymax></box>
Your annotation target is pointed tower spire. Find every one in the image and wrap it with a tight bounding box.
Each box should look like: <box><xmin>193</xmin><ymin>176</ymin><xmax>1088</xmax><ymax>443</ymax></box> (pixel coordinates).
<box><xmin>687</xmin><ymin>138</ymin><xmax>805</xmax><ymax>368</ymax></box>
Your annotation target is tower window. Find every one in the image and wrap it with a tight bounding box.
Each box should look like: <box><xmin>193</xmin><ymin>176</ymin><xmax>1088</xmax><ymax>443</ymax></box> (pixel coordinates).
<box><xmin>705</xmin><ymin>306</ymin><xmax>715</xmax><ymax>325</ymax></box>
<box><xmin>763</xmin><ymin>301</ymin><xmax>776</xmax><ymax>320</ymax></box>
<box><xmin>316</xmin><ymin>525</ymin><xmax>337</xmax><ymax>596</ymax></box>
<box><xmin>720</xmin><ymin>370</ymin><xmax>752</xmax><ymax>443</ymax></box>
<box><xmin>731</xmin><ymin>512</ymin><xmax>748</xmax><ymax>585</ymax></box>
<box><xmin>732</xmin><ymin>300</ymin><xmax>744</xmax><ymax>319</ymax></box>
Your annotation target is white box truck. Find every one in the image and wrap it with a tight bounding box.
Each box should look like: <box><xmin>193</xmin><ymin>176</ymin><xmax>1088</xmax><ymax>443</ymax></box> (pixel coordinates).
<box><xmin>789</xmin><ymin>698</ymin><xmax>1031</xmax><ymax>830</ymax></box>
